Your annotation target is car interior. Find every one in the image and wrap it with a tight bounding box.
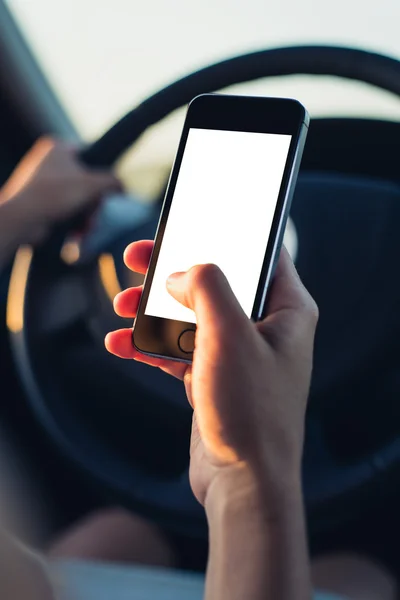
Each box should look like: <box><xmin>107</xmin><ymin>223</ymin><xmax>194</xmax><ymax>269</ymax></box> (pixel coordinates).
<box><xmin>1</xmin><ymin>0</ymin><xmax>400</xmax><ymax>579</ymax></box>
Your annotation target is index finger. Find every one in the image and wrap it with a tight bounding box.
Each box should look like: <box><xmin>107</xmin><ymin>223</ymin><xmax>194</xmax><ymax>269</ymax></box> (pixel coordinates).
<box><xmin>105</xmin><ymin>328</ymin><xmax>188</xmax><ymax>380</ymax></box>
<box><xmin>266</xmin><ymin>246</ymin><xmax>309</xmax><ymax>315</ymax></box>
<box><xmin>123</xmin><ymin>240</ymin><xmax>154</xmax><ymax>274</ymax></box>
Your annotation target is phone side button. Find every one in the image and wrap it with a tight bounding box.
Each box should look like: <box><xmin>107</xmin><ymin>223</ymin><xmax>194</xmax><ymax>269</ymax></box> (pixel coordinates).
<box><xmin>178</xmin><ymin>329</ymin><xmax>196</xmax><ymax>353</ymax></box>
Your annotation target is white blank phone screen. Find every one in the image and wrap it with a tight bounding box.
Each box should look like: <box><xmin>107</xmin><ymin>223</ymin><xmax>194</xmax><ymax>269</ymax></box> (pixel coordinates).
<box><xmin>145</xmin><ymin>128</ymin><xmax>292</xmax><ymax>323</ymax></box>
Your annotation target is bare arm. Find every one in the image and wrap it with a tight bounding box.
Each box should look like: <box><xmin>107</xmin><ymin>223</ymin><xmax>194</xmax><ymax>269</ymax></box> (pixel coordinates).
<box><xmin>0</xmin><ymin>195</ymin><xmax>30</xmax><ymax>268</ymax></box>
<box><xmin>205</xmin><ymin>469</ymin><xmax>311</xmax><ymax>600</ymax></box>
<box><xmin>0</xmin><ymin>137</ymin><xmax>118</xmax><ymax>269</ymax></box>
<box><xmin>107</xmin><ymin>239</ymin><xmax>318</xmax><ymax>600</ymax></box>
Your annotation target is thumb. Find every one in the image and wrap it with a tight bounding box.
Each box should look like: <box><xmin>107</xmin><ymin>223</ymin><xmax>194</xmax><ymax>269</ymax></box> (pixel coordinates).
<box><xmin>166</xmin><ymin>264</ymin><xmax>248</xmax><ymax>331</ymax></box>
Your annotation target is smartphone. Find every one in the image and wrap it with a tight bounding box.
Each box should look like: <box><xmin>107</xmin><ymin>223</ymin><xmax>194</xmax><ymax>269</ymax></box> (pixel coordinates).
<box><xmin>132</xmin><ymin>93</ymin><xmax>309</xmax><ymax>362</ymax></box>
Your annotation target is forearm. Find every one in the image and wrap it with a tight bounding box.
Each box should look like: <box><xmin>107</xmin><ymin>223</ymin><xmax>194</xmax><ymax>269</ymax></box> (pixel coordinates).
<box><xmin>0</xmin><ymin>192</ymin><xmax>44</xmax><ymax>269</ymax></box>
<box><xmin>205</xmin><ymin>468</ymin><xmax>311</xmax><ymax>600</ymax></box>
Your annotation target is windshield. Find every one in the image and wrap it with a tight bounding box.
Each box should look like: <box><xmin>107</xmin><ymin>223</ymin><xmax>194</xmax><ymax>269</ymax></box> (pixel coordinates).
<box><xmin>5</xmin><ymin>0</ymin><xmax>400</xmax><ymax>195</ymax></box>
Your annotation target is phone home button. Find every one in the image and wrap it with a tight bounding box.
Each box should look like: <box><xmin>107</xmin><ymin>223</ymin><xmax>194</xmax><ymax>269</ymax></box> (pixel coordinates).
<box><xmin>178</xmin><ymin>329</ymin><xmax>195</xmax><ymax>354</ymax></box>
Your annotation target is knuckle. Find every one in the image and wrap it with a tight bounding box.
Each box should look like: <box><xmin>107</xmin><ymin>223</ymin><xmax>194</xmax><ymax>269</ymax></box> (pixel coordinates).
<box><xmin>91</xmin><ymin>172</ymin><xmax>116</xmax><ymax>189</ymax></box>
<box><xmin>189</xmin><ymin>263</ymin><xmax>222</xmax><ymax>288</ymax></box>
<box><xmin>35</xmin><ymin>136</ymin><xmax>56</xmax><ymax>151</ymax></box>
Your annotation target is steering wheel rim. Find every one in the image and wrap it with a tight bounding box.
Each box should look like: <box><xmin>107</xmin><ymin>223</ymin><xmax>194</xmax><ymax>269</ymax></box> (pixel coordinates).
<box><xmin>9</xmin><ymin>44</ymin><xmax>400</xmax><ymax>539</ymax></box>
<box><xmin>81</xmin><ymin>45</ymin><xmax>400</xmax><ymax>167</ymax></box>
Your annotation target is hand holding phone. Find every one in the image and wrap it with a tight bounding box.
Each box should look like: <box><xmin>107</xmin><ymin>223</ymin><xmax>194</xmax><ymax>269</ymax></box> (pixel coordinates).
<box><xmin>131</xmin><ymin>93</ymin><xmax>309</xmax><ymax>362</ymax></box>
<box><xmin>106</xmin><ymin>239</ymin><xmax>318</xmax><ymax>506</ymax></box>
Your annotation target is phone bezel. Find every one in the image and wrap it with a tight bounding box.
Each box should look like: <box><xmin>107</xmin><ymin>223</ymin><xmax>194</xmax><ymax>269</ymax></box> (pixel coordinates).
<box><xmin>132</xmin><ymin>93</ymin><xmax>308</xmax><ymax>362</ymax></box>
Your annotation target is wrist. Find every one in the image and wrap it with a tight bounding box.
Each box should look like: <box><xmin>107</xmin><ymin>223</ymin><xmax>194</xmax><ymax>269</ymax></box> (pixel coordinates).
<box><xmin>0</xmin><ymin>189</ymin><xmax>48</xmax><ymax>246</ymax></box>
<box><xmin>205</xmin><ymin>461</ymin><xmax>302</xmax><ymax>526</ymax></box>
<box><xmin>204</xmin><ymin>464</ymin><xmax>311</xmax><ymax>600</ymax></box>
<box><xmin>0</xmin><ymin>194</ymin><xmax>27</xmax><ymax>247</ymax></box>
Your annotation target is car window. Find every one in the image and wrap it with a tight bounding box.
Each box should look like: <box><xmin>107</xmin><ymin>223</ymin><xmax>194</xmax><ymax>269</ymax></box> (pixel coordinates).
<box><xmin>5</xmin><ymin>0</ymin><xmax>400</xmax><ymax>197</ymax></box>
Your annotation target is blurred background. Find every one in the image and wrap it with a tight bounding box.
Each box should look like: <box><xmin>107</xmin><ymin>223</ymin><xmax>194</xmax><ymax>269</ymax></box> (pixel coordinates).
<box><xmin>3</xmin><ymin>0</ymin><xmax>400</xmax><ymax>578</ymax></box>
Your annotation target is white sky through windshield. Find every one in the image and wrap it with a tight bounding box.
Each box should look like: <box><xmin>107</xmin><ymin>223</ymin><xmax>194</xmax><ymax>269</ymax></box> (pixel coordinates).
<box><xmin>6</xmin><ymin>0</ymin><xmax>400</xmax><ymax>168</ymax></box>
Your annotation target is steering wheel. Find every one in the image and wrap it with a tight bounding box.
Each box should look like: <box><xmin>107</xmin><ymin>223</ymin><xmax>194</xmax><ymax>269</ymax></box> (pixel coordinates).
<box><xmin>8</xmin><ymin>45</ymin><xmax>400</xmax><ymax>540</ymax></box>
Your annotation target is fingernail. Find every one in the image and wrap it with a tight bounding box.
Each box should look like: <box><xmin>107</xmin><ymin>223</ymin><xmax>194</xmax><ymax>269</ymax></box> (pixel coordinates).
<box><xmin>166</xmin><ymin>271</ymin><xmax>185</xmax><ymax>286</ymax></box>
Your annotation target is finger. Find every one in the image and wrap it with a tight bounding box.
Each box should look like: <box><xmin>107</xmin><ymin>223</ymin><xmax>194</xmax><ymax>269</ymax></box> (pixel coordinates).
<box><xmin>86</xmin><ymin>171</ymin><xmax>122</xmax><ymax>195</ymax></box>
<box><xmin>265</xmin><ymin>246</ymin><xmax>315</xmax><ymax>315</ymax></box>
<box><xmin>113</xmin><ymin>286</ymin><xmax>143</xmax><ymax>318</ymax></box>
<box><xmin>105</xmin><ymin>329</ymin><xmax>136</xmax><ymax>359</ymax></box>
<box><xmin>105</xmin><ymin>329</ymin><xmax>163</xmax><ymax>365</ymax></box>
<box><xmin>34</xmin><ymin>136</ymin><xmax>56</xmax><ymax>154</ymax></box>
<box><xmin>123</xmin><ymin>240</ymin><xmax>154</xmax><ymax>274</ymax></box>
<box><xmin>258</xmin><ymin>247</ymin><xmax>319</xmax><ymax>340</ymax></box>
<box><xmin>157</xmin><ymin>362</ymin><xmax>188</xmax><ymax>380</ymax></box>
<box><xmin>130</xmin><ymin>352</ymin><xmax>187</xmax><ymax>379</ymax></box>
<box><xmin>105</xmin><ymin>329</ymin><xmax>188</xmax><ymax>380</ymax></box>
<box><xmin>50</xmin><ymin>138</ymin><xmax>78</xmax><ymax>154</ymax></box>
<box><xmin>166</xmin><ymin>264</ymin><xmax>248</xmax><ymax>335</ymax></box>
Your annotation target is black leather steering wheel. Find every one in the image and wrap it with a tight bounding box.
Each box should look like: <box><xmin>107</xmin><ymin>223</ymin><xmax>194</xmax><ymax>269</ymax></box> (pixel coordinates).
<box><xmin>8</xmin><ymin>45</ymin><xmax>400</xmax><ymax>540</ymax></box>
